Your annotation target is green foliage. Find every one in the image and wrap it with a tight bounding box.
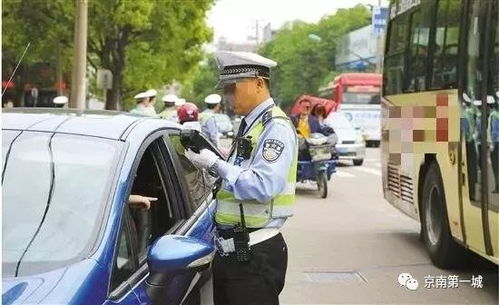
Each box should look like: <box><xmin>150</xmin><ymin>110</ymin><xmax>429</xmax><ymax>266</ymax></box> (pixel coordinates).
<box><xmin>180</xmin><ymin>55</ymin><xmax>219</xmax><ymax>107</ymax></box>
<box><xmin>259</xmin><ymin>5</ymin><xmax>371</xmax><ymax>109</ymax></box>
<box><xmin>2</xmin><ymin>0</ymin><xmax>214</xmax><ymax>110</ymax></box>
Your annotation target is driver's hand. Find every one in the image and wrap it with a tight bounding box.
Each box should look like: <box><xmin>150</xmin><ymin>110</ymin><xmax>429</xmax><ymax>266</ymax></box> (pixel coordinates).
<box><xmin>128</xmin><ymin>195</ymin><xmax>158</xmax><ymax>210</ymax></box>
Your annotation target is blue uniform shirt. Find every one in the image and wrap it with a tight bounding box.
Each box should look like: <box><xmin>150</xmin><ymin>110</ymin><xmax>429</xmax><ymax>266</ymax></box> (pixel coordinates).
<box><xmin>201</xmin><ymin>109</ymin><xmax>220</xmax><ymax>147</ymax></box>
<box><xmin>216</xmin><ymin>98</ymin><xmax>296</xmax><ymax>228</ymax></box>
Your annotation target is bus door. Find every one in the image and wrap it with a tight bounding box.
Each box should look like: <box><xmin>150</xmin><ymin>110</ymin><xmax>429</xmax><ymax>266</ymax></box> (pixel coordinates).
<box><xmin>459</xmin><ymin>0</ymin><xmax>498</xmax><ymax>258</ymax></box>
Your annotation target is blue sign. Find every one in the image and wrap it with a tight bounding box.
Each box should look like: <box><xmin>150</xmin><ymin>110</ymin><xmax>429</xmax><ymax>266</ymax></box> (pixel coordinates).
<box><xmin>372</xmin><ymin>7</ymin><xmax>388</xmax><ymax>36</ymax></box>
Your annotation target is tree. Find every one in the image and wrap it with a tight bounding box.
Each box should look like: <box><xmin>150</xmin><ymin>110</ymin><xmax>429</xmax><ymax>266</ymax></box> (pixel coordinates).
<box><xmin>2</xmin><ymin>0</ymin><xmax>214</xmax><ymax>110</ymax></box>
<box><xmin>89</xmin><ymin>0</ymin><xmax>214</xmax><ymax>110</ymax></box>
<box><xmin>2</xmin><ymin>0</ymin><xmax>75</xmax><ymax>105</ymax></box>
<box><xmin>259</xmin><ymin>5</ymin><xmax>371</xmax><ymax>110</ymax></box>
<box><xmin>180</xmin><ymin>54</ymin><xmax>219</xmax><ymax>106</ymax></box>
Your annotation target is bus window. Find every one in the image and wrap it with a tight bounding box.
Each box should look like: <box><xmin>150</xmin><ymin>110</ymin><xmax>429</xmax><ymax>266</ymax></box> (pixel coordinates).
<box><xmin>431</xmin><ymin>0</ymin><xmax>461</xmax><ymax>89</ymax></box>
<box><xmin>384</xmin><ymin>14</ymin><xmax>409</xmax><ymax>95</ymax></box>
<box><xmin>407</xmin><ymin>7</ymin><xmax>431</xmax><ymax>92</ymax></box>
<box><xmin>488</xmin><ymin>1</ymin><xmax>498</xmax><ymax>204</ymax></box>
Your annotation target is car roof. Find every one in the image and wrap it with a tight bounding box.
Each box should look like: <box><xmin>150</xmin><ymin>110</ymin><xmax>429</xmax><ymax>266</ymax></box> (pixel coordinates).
<box><xmin>2</xmin><ymin>108</ymin><xmax>179</xmax><ymax>140</ymax></box>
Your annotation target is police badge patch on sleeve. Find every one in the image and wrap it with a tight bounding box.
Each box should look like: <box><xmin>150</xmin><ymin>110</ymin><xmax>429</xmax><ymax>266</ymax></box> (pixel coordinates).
<box><xmin>262</xmin><ymin>139</ymin><xmax>285</xmax><ymax>162</ymax></box>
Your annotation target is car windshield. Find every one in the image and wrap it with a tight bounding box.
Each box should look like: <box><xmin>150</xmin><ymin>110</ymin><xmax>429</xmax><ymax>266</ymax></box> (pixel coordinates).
<box><xmin>2</xmin><ymin>131</ymin><xmax>122</xmax><ymax>276</ymax></box>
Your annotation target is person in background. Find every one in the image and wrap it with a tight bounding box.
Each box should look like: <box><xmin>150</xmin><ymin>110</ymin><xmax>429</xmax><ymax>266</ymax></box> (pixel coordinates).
<box><xmin>53</xmin><ymin>96</ymin><xmax>68</xmax><ymax>109</ymax></box>
<box><xmin>178</xmin><ymin>102</ymin><xmax>201</xmax><ymax>131</ymax></box>
<box><xmin>145</xmin><ymin>89</ymin><xmax>157</xmax><ymax>109</ymax></box>
<box><xmin>175</xmin><ymin>97</ymin><xmax>186</xmax><ymax>110</ymax></box>
<box><xmin>200</xmin><ymin>93</ymin><xmax>222</xmax><ymax>148</ymax></box>
<box><xmin>159</xmin><ymin>94</ymin><xmax>179</xmax><ymax>122</ymax></box>
<box><xmin>311</xmin><ymin>103</ymin><xmax>335</xmax><ymax>135</ymax></box>
<box><xmin>488</xmin><ymin>101</ymin><xmax>499</xmax><ymax>193</ymax></box>
<box><xmin>131</xmin><ymin>91</ymin><xmax>157</xmax><ymax>116</ymax></box>
<box><xmin>290</xmin><ymin>99</ymin><xmax>333</xmax><ymax>138</ymax></box>
<box><xmin>312</xmin><ymin>103</ymin><xmax>327</xmax><ymax>124</ymax></box>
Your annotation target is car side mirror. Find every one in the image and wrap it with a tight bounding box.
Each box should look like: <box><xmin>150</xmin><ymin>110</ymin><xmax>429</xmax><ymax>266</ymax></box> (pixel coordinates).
<box><xmin>148</xmin><ymin>235</ymin><xmax>214</xmax><ymax>275</ymax></box>
<box><xmin>146</xmin><ymin>235</ymin><xmax>214</xmax><ymax>305</ymax></box>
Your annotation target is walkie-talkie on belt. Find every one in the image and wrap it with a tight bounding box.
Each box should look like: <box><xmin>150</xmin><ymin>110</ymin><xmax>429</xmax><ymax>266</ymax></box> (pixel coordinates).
<box><xmin>233</xmin><ymin>204</ymin><xmax>252</xmax><ymax>262</ymax></box>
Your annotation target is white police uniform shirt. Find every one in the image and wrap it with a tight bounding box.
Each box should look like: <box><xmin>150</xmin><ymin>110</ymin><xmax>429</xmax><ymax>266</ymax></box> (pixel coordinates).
<box><xmin>217</xmin><ymin>98</ymin><xmax>296</xmax><ymax>228</ymax></box>
<box><xmin>201</xmin><ymin>109</ymin><xmax>220</xmax><ymax>147</ymax></box>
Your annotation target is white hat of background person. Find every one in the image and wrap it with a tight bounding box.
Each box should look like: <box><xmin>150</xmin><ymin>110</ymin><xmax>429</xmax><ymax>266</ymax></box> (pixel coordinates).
<box><xmin>205</xmin><ymin>93</ymin><xmax>222</xmax><ymax>105</ymax></box>
<box><xmin>53</xmin><ymin>96</ymin><xmax>68</xmax><ymax>105</ymax></box>
<box><xmin>134</xmin><ymin>91</ymin><xmax>148</xmax><ymax>100</ymax></box>
<box><xmin>162</xmin><ymin>94</ymin><xmax>178</xmax><ymax>103</ymax></box>
<box><xmin>145</xmin><ymin>89</ymin><xmax>157</xmax><ymax>98</ymax></box>
<box><xmin>215</xmin><ymin>51</ymin><xmax>277</xmax><ymax>89</ymax></box>
<box><xmin>175</xmin><ymin>98</ymin><xmax>186</xmax><ymax>107</ymax></box>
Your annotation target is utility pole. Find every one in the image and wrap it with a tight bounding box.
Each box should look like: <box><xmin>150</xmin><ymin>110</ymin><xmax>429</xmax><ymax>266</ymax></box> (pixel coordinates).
<box><xmin>255</xmin><ymin>20</ymin><xmax>259</xmax><ymax>46</ymax></box>
<box><xmin>56</xmin><ymin>42</ymin><xmax>63</xmax><ymax>96</ymax></box>
<box><xmin>70</xmin><ymin>0</ymin><xmax>88</xmax><ymax>109</ymax></box>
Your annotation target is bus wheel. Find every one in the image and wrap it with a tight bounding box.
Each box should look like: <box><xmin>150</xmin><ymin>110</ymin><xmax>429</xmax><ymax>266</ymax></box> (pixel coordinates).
<box><xmin>421</xmin><ymin>162</ymin><xmax>465</xmax><ymax>268</ymax></box>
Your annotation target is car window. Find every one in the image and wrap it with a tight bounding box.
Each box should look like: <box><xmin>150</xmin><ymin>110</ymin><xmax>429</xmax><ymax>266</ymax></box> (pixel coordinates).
<box><xmin>2</xmin><ymin>132</ymin><xmax>122</xmax><ymax>276</ymax></box>
<box><xmin>110</xmin><ymin>214</ymin><xmax>136</xmax><ymax>293</ymax></box>
<box><xmin>128</xmin><ymin>140</ymin><xmax>180</xmax><ymax>263</ymax></box>
<box><xmin>165</xmin><ymin>134</ymin><xmax>217</xmax><ymax>211</ymax></box>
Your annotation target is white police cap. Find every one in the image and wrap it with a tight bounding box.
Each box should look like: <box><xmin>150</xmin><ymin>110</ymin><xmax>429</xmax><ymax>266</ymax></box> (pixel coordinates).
<box><xmin>145</xmin><ymin>89</ymin><xmax>157</xmax><ymax>97</ymax></box>
<box><xmin>134</xmin><ymin>91</ymin><xmax>148</xmax><ymax>99</ymax></box>
<box><xmin>162</xmin><ymin>94</ymin><xmax>178</xmax><ymax>103</ymax></box>
<box><xmin>215</xmin><ymin>51</ymin><xmax>277</xmax><ymax>89</ymax></box>
<box><xmin>205</xmin><ymin>93</ymin><xmax>221</xmax><ymax>105</ymax></box>
<box><xmin>175</xmin><ymin>98</ymin><xmax>186</xmax><ymax>107</ymax></box>
<box><xmin>53</xmin><ymin>96</ymin><xmax>68</xmax><ymax>105</ymax></box>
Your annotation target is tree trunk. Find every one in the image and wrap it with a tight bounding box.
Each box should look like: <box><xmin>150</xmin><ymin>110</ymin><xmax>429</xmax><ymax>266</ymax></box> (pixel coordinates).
<box><xmin>105</xmin><ymin>70</ymin><xmax>122</xmax><ymax>110</ymax></box>
<box><xmin>104</xmin><ymin>29</ymin><xmax>129</xmax><ymax>111</ymax></box>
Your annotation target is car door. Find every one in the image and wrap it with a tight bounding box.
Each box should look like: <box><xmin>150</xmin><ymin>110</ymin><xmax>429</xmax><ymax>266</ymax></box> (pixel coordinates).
<box><xmin>120</xmin><ymin>130</ymin><xmax>219</xmax><ymax>305</ymax></box>
<box><xmin>106</xmin><ymin>133</ymin><xmax>187</xmax><ymax>305</ymax></box>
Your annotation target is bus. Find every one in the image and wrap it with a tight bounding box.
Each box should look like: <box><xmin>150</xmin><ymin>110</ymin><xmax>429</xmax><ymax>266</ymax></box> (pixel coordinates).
<box><xmin>382</xmin><ymin>0</ymin><xmax>498</xmax><ymax>267</ymax></box>
<box><xmin>318</xmin><ymin>73</ymin><xmax>382</xmax><ymax>146</ymax></box>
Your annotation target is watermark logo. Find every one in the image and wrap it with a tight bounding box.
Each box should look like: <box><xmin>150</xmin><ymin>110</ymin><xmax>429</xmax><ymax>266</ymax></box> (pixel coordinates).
<box><xmin>424</xmin><ymin>275</ymin><xmax>483</xmax><ymax>289</ymax></box>
<box><xmin>398</xmin><ymin>273</ymin><xmax>419</xmax><ymax>291</ymax></box>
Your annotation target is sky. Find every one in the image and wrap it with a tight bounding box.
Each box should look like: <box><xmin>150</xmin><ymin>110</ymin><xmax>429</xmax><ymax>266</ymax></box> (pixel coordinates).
<box><xmin>207</xmin><ymin>0</ymin><xmax>389</xmax><ymax>44</ymax></box>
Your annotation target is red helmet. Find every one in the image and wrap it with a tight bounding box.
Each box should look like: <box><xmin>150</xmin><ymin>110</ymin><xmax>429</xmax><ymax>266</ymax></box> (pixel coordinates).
<box><xmin>177</xmin><ymin>102</ymin><xmax>199</xmax><ymax>123</ymax></box>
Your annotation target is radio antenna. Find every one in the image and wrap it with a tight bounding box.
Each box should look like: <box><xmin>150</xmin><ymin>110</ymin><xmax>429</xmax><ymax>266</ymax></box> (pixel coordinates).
<box><xmin>2</xmin><ymin>42</ymin><xmax>31</xmax><ymax>97</ymax></box>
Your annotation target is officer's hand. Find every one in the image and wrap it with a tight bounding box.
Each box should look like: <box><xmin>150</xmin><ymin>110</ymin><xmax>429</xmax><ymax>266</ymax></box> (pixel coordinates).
<box><xmin>128</xmin><ymin>195</ymin><xmax>158</xmax><ymax>210</ymax></box>
<box><xmin>185</xmin><ymin>148</ymin><xmax>219</xmax><ymax>169</ymax></box>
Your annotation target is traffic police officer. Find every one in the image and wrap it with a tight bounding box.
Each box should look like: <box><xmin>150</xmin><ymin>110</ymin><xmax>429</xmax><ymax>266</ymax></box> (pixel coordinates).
<box><xmin>200</xmin><ymin>93</ymin><xmax>222</xmax><ymax>147</ymax></box>
<box><xmin>130</xmin><ymin>91</ymin><xmax>157</xmax><ymax>116</ymax></box>
<box><xmin>159</xmin><ymin>94</ymin><xmax>179</xmax><ymax>122</ymax></box>
<box><xmin>185</xmin><ymin>51</ymin><xmax>297</xmax><ymax>305</ymax></box>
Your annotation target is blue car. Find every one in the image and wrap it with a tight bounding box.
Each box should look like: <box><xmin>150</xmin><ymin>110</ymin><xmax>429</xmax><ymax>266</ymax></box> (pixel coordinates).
<box><xmin>2</xmin><ymin>109</ymin><xmax>218</xmax><ymax>305</ymax></box>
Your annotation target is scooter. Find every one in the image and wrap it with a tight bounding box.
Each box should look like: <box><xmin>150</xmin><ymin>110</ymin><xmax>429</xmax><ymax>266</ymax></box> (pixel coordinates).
<box><xmin>296</xmin><ymin>133</ymin><xmax>338</xmax><ymax>198</ymax></box>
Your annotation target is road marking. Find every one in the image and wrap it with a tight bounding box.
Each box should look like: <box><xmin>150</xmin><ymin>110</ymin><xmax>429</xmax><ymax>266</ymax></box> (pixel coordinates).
<box><xmin>351</xmin><ymin>166</ymin><xmax>381</xmax><ymax>176</ymax></box>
